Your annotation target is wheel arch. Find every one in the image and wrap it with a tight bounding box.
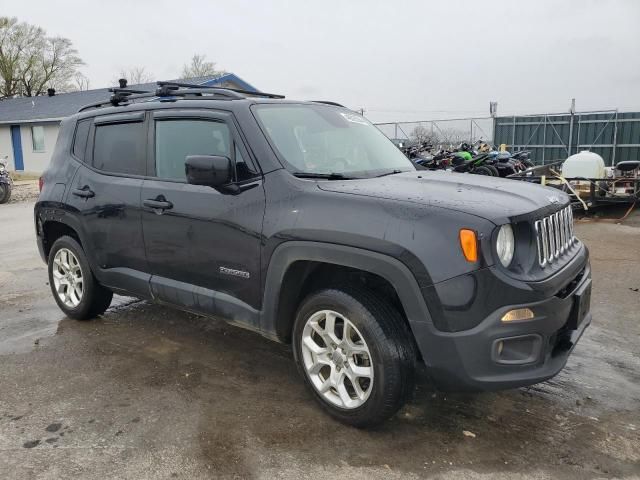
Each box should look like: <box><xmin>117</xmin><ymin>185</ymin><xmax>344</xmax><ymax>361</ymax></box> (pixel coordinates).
<box><xmin>260</xmin><ymin>241</ymin><xmax>434</xmax><ymax>344</ymax></box>
<box><xmin>40</xmin><ymin>220</ymin><xmax>83</xmax><ymax>259</ymax></box>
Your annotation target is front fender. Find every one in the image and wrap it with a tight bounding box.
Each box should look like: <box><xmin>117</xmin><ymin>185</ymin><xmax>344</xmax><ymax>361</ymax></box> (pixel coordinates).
<box><xmin>260</xmin><ymin>241</ymin><xmax>437</xmax><ymax>342</ymax></box>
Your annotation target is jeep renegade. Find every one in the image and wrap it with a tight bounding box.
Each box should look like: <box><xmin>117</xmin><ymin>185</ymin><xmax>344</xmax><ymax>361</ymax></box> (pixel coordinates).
<box><xmin>35</xmin><ymin>83</ymin><xmax>592</xmax><ymax>427</ymax></box>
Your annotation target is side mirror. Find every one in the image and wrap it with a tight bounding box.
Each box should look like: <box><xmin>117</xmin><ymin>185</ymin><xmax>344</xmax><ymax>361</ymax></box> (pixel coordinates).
<box><xmin>185</xmin><ymin>155</ymin><xmax>232</xmax><ymax>187</ymax></box>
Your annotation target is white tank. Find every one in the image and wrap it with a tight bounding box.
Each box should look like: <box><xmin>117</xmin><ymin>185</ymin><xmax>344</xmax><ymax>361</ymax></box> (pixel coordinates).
<box><xmin>562</xmin><ymin>150</ymin><xmax>605</xmax><ymax>179</ymax></box>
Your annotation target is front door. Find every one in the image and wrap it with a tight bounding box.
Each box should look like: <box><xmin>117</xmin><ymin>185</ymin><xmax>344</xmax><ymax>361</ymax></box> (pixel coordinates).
<box><xmin>141</xmin><ymin>110</ymin><xmax>265</xmax><ymax>326</ymax></box>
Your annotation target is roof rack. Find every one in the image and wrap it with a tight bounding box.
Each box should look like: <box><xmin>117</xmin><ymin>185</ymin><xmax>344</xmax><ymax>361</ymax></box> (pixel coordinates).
<box><xmin>79</xmin><ymin>81</ymin><xmax>285</xmax><ymax>112</ymax></box>
<box><xmin>156</xmin><ymin>81</ymin><xmax>285</xmax><ymax>99</ymax></box>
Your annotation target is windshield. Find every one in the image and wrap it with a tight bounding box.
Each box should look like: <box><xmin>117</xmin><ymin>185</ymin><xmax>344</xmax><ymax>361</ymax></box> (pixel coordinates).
<box><xmin>253</xmin><ymin>104</ymin><xmax>414</xmax><ymax>178</ymax></box>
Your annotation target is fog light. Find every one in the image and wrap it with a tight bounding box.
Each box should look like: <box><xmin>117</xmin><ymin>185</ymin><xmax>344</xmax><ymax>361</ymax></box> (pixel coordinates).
<box><xmin>501</xmin><ymin>308</ymin><xmax>535</xmax><ymax>323</ymax></box>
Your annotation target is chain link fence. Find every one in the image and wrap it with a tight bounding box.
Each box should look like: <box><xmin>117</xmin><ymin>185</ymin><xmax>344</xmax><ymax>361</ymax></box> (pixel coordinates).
<box><xmin>374</xmin><ymin>117</ymin><xmax>494</xmax><ymax>149</ymax></box>
<box><xmin>375</xmin><ymin>110</ymin><xmax>640</xmax><ymax>166</ymax></box>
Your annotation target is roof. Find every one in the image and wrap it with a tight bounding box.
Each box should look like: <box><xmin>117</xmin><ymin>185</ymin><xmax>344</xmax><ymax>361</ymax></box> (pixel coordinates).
<box><xmin>0</xmin><ymin>73</ymin><xmax>258</xmax><ymax>124</ymax></box>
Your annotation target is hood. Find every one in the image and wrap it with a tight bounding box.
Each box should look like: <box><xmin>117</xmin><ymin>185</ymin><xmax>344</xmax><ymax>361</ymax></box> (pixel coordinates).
<box><xmin>317</xmin><ymin>171</ymin><xmax>568</xmax><ymax>224</ymax></box>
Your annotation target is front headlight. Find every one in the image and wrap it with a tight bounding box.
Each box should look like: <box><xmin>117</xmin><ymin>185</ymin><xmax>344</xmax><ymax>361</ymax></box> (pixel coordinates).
<box><xmin>496</xmin><ymin>224</ymin><xmax>515</xmax><ymax>267</ymax></box>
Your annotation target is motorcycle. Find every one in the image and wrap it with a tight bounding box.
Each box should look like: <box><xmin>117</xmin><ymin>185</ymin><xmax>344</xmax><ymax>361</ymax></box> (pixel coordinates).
<box><xmin>0</xmin><ymin>156</ymin><xmax>13</xmax><ymax>204</ymax></box>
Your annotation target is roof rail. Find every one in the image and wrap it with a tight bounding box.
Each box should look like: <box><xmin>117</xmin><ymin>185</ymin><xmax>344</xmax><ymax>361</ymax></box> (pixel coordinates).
<box><xmin>311</xmin><ymin>100</ymin><xmax>346</xmax><ymax>108</ymax></box>
<box><xmin>155</xmin><ymin>83</ymin><xmax>245</xmax><ymax>99</ymax></box>
<box><xmin>157</xmin><ymin>81</ymin><xmax>285</xmax><ymax>99</ymax></box>
<box><xmin>78</xmin><ymin>80</ymin><xmax>286</xmax><ymax>112</ymax></box>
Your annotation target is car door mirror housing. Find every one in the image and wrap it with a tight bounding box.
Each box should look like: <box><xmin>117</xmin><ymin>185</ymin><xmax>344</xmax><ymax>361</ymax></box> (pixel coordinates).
<box><xmin>185</xmin><ymin>155</ymin><xmax>232</xmax><ymax>187</ymax></box>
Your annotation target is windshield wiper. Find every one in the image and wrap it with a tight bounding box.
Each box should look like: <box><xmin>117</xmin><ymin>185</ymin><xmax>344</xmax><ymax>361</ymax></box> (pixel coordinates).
<box><xmin>375</xmin><ymin>169</ymin><xmax>405</xmax><ymax>178</ymax></box>
<box><xmin>292</xmin><ymin>172</ymin><xmax>356</xmax><ymax>180</ymax></box>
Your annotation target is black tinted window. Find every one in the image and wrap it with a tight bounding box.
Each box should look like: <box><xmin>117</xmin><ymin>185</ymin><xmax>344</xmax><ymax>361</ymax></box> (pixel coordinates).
<box><xmin>73</xmin><ymin>119</ymin><xmax>91</xmax><ymax>161</ymax></box>
<box><xmin>155</xmin><ymin>120</ymin><xmax>231</xmax><ymax>181</ymax></box>
<box><xmin>93</xmin><ymin>122</ymin><xmax>145</xmax><ymax>175</ymax></box>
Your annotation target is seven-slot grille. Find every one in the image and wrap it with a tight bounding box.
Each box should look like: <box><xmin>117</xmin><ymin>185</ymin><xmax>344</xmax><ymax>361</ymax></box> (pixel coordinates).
<box><xmin>534</xmin><ymin>206</ymin><xmax>576</xmax><ymax>267</ymax></box>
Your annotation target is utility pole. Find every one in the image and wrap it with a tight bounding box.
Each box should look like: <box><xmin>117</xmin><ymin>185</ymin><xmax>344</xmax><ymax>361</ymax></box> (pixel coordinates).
<box><xmin>568</xmin><ymin>98</ymin><xmax>576</xmax><ymax>156</ymax></box>
<box><xmin>490</xmin><ymin>102</ymin><xmax>498</xmax><ymax>145</ymax></box>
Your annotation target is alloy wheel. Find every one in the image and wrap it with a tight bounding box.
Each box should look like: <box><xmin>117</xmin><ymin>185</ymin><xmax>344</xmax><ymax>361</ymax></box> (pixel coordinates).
<box><xmin>52</xmin><ymin>248</ymin><xmax>84</xmax><ymax>308</ymax></box>
<box><xmin>300</xmin><ymin>310</ymin><xmax>374</xmax><ymax>409</ymax></box>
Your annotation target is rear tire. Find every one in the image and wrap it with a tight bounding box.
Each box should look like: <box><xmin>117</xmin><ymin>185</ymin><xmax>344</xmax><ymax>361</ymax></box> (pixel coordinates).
<box><xmin>486</xmin><ymin>165</ymin><xmax>500</xmax><ymax>177</ymax></box>
<box><xmin>473</xmin><ymin>165</ymin><xmax>494</xmax><ymax>176</ymax></box>
<box><xmin>48</xmin><ymin>236</ymin><xmax>113</xmax><ymax>320</ymax></box>
<box><xmin>293</xmin><ymin>286</ymin><xmax>416</xmax><ymax>427</ymax></box>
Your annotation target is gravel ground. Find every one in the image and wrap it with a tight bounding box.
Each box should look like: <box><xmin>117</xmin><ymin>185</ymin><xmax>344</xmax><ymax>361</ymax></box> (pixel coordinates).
<box><xmin>7</xmin><ymin>181</ymin><xmax>40</xmax><ymax>204</ymax></box>
<box><xmin>0</xmin><ymin>201</ymin><xmax>638</xmax><ymax>479</ymax></box>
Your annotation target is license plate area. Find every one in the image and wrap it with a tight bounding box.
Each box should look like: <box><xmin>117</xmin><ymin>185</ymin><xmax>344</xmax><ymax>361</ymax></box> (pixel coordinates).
<box><xmin>567</xmin><ymin>278</ymin><xmax>592</xmax><ymax>330</ymax></box>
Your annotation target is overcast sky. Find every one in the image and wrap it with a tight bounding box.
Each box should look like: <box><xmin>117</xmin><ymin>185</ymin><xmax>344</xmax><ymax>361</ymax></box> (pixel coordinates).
<box><xmin>3</xmin><ymin>0</ymin><xmax>639</xmax><ymax>122</ymax></box>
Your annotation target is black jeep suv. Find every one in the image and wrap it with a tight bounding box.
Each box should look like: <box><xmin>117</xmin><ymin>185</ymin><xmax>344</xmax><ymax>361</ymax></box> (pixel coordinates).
<box><xmin>35</xmin><ymin>83</ymin><xmax>592</xmax><ymax>426</ymax></box>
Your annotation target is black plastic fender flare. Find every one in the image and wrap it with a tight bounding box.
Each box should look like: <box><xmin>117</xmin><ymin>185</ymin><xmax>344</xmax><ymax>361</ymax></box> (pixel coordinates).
<box><xmin>260</xmin><ymin>241</ymin><xmax>436</xmax><ymax>342</ymax></box>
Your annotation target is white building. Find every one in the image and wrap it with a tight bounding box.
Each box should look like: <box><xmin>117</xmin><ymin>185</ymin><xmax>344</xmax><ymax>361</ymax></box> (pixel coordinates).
<box><xmin>0</xmin><ymin>74</ymin><xmax>258</xmax><ymax>173</ymax></box>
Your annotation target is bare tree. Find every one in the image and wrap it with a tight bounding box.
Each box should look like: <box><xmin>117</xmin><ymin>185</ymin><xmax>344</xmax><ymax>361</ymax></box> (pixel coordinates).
<box><xmin>0</xmin><ymin>17</ymin><xmax>83</xmax><ymax>97</ymax></box>
<box><xmin>410</xmin><ymin>124</ymin><xmax>438</xmax><ymax>145</ymax></box>
<box><xmin>0</xmin><ymin>17</ymin><xmax>44</xmax><ymax>97</ymax></box>
<box><xmin>438</xmin><ymin>127</ymin><xmax>468</xmax><ymax>147</ymax></box>
<box><xmin>115</xmin><ymin>66</ymin><xmax>154</xmax><ymax>86</ymax></box>
<box><xmin>181</xmin><ymin>54</ymin><xmax>224</xmax><ymax>78</ymax></box>
<box><xmin>19</xmin><ymin>35</ymin><xmax>83</xmax><ymax>96</ymax></box>
<box><xmin>73</xmin><ymin>72</ymin><xmax>90</xmax><ymax>91</ymax></box>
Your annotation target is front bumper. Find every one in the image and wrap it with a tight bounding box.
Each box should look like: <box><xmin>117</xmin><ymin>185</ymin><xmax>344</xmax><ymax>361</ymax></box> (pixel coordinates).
<box><xmin>412</xmin><ymin>243</ymin><xmax>592</xmax><ymax>392</ymax></box>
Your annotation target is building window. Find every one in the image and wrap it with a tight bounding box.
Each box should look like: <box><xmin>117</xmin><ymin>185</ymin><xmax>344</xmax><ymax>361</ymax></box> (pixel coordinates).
<box><xmin>31</xmin><ymin>126</ymin><xmax>45</xmax><ymax>152</ymax></box>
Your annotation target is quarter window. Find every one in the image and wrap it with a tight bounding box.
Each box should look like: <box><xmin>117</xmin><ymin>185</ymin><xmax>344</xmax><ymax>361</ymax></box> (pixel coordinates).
<box><xmin>31</xmin><ymin>126</ymin><xmax>45</xmax><ymax>152</ymax></box>
<box><xmin>234</xmin><ymin>144</ymin><xmax>259</xmax><ymax>181</ymax></box>
<box><xmin>155</xmin><ymin>119</ymin><xmax>232</xmax><ymax>181</ymax></box>
<box><xmin>72</xmin><ymin>119</ymin><xmax>91</xmax><ymax>161</ymax></box>
<box><xmin>93</xmin><ymin>122</ymin><xmax>146</xmax><ymax>175</ymax></box>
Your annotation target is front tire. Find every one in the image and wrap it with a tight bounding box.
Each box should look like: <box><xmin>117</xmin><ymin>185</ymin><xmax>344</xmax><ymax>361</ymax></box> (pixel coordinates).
<box><xmin>293</xmin><ymin>287</ymin><xmax>415</xmax><ymax>427</ymax></box>
<box><xmin>48</xmin><ymin>236</ymin><xmax>113</xmax><ymax>320</ymax></box>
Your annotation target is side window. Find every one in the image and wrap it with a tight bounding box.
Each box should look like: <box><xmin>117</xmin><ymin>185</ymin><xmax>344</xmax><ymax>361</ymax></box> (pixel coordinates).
<box><xmin>93</xmin><ymin>122</ymin><xmax>146</xmax><ymax>175</ymax></box>
<box><xmin>72</xmin><ymin>119</ymin><xmax>91</xmax><ymax>161</ymax></box>
<box><xmin>155</xmin><ymin>119</ymin><xmax>231</xmax><ymax>181</ymax></box>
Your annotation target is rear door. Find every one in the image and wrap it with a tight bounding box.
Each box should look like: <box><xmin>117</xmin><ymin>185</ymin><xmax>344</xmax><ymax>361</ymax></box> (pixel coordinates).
<box><xmin>141</xmin><ymin>109</ymin><xmax>265</xmax><ymax>324</ymax></box>
<box><xmin>66</xmin><ymin>111</ymin><xmax>149</xmax><ymax>297</ymax></box>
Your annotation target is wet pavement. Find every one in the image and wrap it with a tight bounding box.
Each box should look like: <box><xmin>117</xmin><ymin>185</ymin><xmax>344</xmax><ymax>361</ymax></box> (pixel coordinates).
<box><xmin>0</xmin><ymin>201</ymin><xmax>639</xmax><ymax>479</ymax></box>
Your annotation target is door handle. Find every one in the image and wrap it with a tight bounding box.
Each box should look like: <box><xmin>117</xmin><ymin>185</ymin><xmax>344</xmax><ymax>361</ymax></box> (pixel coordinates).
<box><xmin>72</xmin><ymin>186</ymin><xmax>95</xmax><ymax>198</ymax></box>
<box><xmin>144</xmin><ymin>198</ymin><xmax>173</xmax><ymax>211</ymax></box>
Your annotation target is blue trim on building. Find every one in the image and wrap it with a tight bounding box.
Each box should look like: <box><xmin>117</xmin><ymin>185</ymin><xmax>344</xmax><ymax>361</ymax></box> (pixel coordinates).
<box><xmin>10</xmin><ymin>125</ymin><xmax>24</xmax><ymax>171</ymax></box>
<box><xmin>201</xmin><ymin>73</ymin><xmax>260</xmax><ymax>92</ymax></box>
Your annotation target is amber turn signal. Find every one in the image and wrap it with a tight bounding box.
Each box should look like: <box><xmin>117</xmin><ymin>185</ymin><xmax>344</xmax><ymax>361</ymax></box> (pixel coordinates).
<box><xmin>459</xmin><ymin>229</ymin><xmax>478</xmax><ymax>262</ymax></box>
<box><xmin>501</xmin><ymin>308</ymin><xmax>535</xmax><ymax>322</ymax></box>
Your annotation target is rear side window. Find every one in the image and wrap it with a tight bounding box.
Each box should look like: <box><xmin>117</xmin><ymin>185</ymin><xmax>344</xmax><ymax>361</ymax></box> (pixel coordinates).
<box><xmin>93</xmin><ymin>122</ymin><xmax>145</xmax><ymax>175</ymax></box>
<box><xmin>72</xmin><ymin>119</ymin><xmax>91</xmax><ymax>161</ymax></box>
<box><xmin>155</xmin><ymin>119</ymin><xmax>231</xmax><ymax>181</ymax></box>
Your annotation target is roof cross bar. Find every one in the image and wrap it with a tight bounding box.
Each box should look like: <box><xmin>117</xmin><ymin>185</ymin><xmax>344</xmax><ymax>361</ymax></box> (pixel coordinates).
<box><xmin>78</xmin><ymin>91</ymin><xmax>158</xmax><ymax>112</ymax></box>
<box><xmin>108</xmin><ymin>87</ymin><xmax>152</xmax><ymax>95</ymax></box>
